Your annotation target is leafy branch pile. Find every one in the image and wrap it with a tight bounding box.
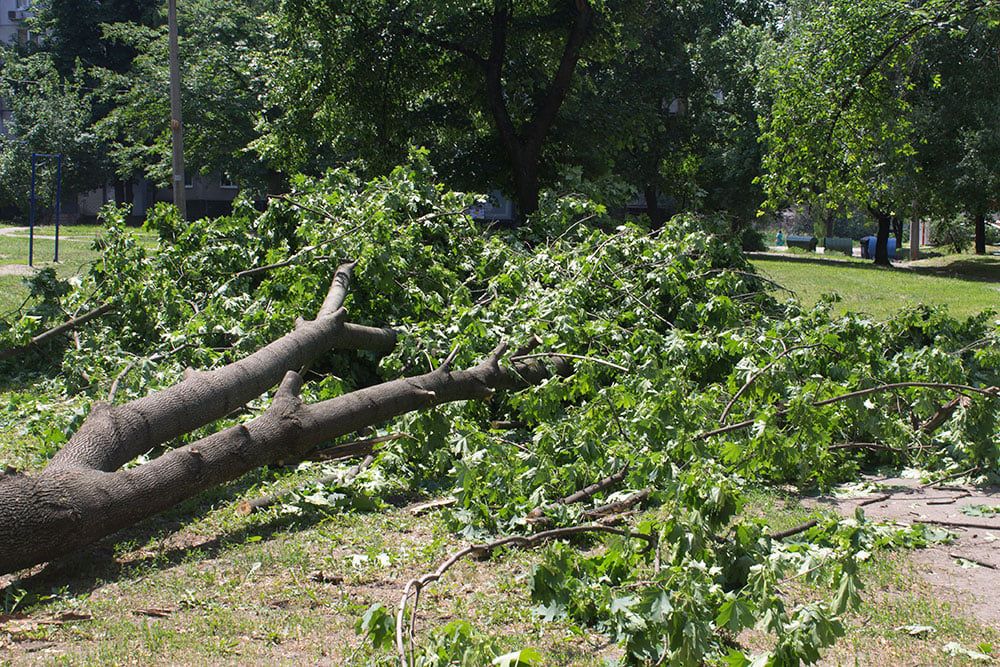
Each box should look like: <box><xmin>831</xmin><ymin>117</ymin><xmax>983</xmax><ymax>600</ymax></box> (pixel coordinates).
<box><xmin>1</xmin><ymin>155</ymin><xmax>998</xmax><ymax>665</ymax></box>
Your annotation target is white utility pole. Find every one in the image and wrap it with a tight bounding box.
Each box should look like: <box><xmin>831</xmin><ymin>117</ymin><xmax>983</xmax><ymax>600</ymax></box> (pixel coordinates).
<box><xmin>168</xmin><ymin>0</ymin><xmax>186</xmax><ymax>218</ymax></box>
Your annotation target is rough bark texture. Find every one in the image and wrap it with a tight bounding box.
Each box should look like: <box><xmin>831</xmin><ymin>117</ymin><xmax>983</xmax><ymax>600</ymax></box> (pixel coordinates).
<box><xmin>0</xmin><ymin>263</ymin><xmax>565</xmax><ymax>576</ymax></box>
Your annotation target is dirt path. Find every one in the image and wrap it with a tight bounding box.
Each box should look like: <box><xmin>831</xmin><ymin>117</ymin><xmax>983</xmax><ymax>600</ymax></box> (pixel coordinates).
<box><xmin>807</xmin><ymin>476</ymin><xmax>1000</xmax><ymax>627</ymax></box>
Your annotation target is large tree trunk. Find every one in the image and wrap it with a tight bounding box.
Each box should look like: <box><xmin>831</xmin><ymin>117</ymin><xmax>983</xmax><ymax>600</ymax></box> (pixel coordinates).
<box><xmin>644</xmin><ymin>186</ymin><xmax>667</xmax><ymax>229</ymax></box>
<box><xmin>974</xmin><ymin>209</ymin><xmax>986</xmax><ymax>255</ymax></box>
<box><xmin>869</xmin><ymin>207</ymin><xmax>892</xmax><ymax>266</ymax></box>
<box><xmin>891</xmin><ymin>215</ymin><xmax>903</xmax><ymax>247</ymax></box>
<box><xmin>0</xmin><ymin>263</ymin><xmax>563</xmax><ymax>576</ymax></box>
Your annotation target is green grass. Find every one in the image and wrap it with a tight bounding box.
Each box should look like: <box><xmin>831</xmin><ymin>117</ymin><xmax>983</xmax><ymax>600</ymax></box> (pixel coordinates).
<box><xmin>751</xmin><ymin>249</ymin><xmax>1000</xmax><ymax>319</ymax></box>
<box><xmin>0</xmin><ymin>224</ymin><xmax>157</xmax><ymax>314</ymax></box>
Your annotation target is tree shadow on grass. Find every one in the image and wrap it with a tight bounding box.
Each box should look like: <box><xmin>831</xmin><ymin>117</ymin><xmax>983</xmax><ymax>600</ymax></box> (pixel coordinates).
<box><xmin>750</xmin><ymin>251</ymin><xmax>1000</xmax><ymax>285</ymax></box>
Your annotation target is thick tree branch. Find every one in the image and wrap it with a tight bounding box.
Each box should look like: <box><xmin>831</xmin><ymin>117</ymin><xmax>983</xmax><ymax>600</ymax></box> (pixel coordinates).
<box><xmin>522</xmin><ymin>0</ymin><xmax>592</xmax><ymax>149</ymax></box>
<box><xmin>0</xmin><ymin>331</ymin><xmax>565</xmax><ymax>574</ymax></box>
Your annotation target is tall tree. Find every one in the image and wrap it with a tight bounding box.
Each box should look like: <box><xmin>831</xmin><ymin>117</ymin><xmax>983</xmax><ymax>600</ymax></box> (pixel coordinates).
<box><xmin>908</xmin><ymin>13</ymin><xmax>1000</xmax><ymax>254</ymax></box>
<box><xmin>92</xmin><ymin>0</ymin><xmax>277</xmax><ymax>192</ymax></box>
<box><xmin>760</xmin><ymin>0</ymin><xmax>1000</xmax><ymax>264</ymax></box>
<box><xmin>265</xmin><ymin>0</ymin><xmax>634</xmax><ymax>216</ymax></box>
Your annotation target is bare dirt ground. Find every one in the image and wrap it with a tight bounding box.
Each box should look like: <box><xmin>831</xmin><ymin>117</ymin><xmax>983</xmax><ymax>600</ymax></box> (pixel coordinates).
<box><xmin>807</xmin><ymin>476</ymin><xmax>1000</xmax><ymax>628</ymax></box>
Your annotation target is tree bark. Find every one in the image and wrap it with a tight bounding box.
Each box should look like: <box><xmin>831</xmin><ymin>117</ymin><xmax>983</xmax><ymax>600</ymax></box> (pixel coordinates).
<box><xmin>0</xmin><ymin>263</ymin><xmax>566</xmax><ymax>575</ymax></box>
<box><xmin>974</xmin><ymin>209</ymin><xmax>986</xmax><ymax>255</ymax></box>
<box><xmin>644</xmin><ymin>185</ymin><xmax>667</xmax><ymax>229</ymax></box>
<box><xmin>483</xmin><ymin>0</ymin><xmax>593</xmax><ymax>218</ymax></box>
<box><xmin>869</xmin><ymin>207</ymin><xmax>892</xmax><ymax>266</ymax></box>
<box><xmin>891</xmin><ymin>214</ymin><xmax>903</xmax><ymax>248</ymax></box>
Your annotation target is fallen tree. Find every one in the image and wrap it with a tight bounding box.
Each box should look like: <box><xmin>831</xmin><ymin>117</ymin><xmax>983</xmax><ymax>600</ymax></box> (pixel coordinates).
<box><xmin>0</xmin><ymin>262</ymin><xmax>567</xmax><ymax>576</ymax></box>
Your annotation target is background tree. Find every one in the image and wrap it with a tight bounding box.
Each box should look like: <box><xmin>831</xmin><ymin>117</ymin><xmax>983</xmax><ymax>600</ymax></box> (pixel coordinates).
<box><xmin>0</xmin><ymin>53</ymin><xmax>111</xmax><ymax>216</ymax></box>
<box><xmin>29</xmin><ymin>0</ymin><xmax>160</xmax><ymax>75</ymax></box>
<box><xmin>758</xmin><ymin>0</ymin><xmax>929</xmax><ymax>265</ymax></box>
<box><xmin>92</xmin><ymin>0</ymin><xmax>277</xmax><ymax>194</ymax></box>
<box><xmin>760</xmin><ymin>0</ymin><xmax>999</xmax><ymax>264</ymax></box>
<box><xmin>908</xmin><ymin>12</ymin><xmax>1000</xmax><ymax>254</ymax></box>
<box><xmin>263</xmin><ymin>0</ymin><xmax>649</xmax><ymax>217</ymax></box>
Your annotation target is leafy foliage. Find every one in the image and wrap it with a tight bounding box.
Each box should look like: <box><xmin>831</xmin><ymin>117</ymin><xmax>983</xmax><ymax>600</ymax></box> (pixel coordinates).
<box><xmin>0</xmin><ymin>156</ymin><xmax>997</xmax><ymax>663</ymax></box>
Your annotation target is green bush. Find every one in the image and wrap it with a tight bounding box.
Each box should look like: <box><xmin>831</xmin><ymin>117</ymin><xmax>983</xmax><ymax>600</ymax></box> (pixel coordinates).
<box><xmin>933</xmin><ymin>214</ymin><xmax>974</xmax><ymax>253</ymax></box>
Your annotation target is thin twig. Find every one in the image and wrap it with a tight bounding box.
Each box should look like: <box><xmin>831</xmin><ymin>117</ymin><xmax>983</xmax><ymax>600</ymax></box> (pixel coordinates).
<box><xmin>394</xmin><ymin>524</ymin><xmax>655</xmax><ymax>666</ymax></box>
<box><xmin>720</xmin><ymin>344</ymin><xmax>824</xmax><ymax>423</ymax></box>
<box><xmin>697</xmin><ymin>382</ymin><xmax>1000</xmax><ymax>441</ymax></box>
<box><xmin>918</xmin><ymin>518</ymin><xmax>999</xmax><ymax>532</ymax></box>
<box><xmin>526</xmin><ymin>467</ymin><xmax>630</xmax><ymax>524</ymax></box>
<box><xmin>0</xmin><ymin>302</ymin><xmax>114</xmax><ymax>361</ymax></box>
<box><xmin>581</xmin><ymin>488</ymin><xmax>651</xmax><ymax>521</ymax></box>
<box><xmin>948</xmin><ymin>552</ymin><xmax>998</xmax><ymax>570</ymax></box>
<box><xmin>510</xmin><ymin>353</ymin><xmax>629</xmax><ymax>373</ymax></box>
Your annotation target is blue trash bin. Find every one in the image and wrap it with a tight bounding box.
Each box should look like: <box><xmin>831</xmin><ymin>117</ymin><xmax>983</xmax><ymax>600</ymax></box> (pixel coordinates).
<box><xmin>866</xmin><ymin>237</ymin><xmax>896</xmax><ymax>260</ymax></box>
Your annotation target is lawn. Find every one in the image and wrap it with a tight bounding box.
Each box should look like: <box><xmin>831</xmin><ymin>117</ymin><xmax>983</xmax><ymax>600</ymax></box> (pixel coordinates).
<box><xmin>752</xmin><ymin>249</ymin><xmax>1000</xmax><ymax>320</ymax></box>
<box><xmin>0</xmin><ymin>224</ymin><xmax>157</xmax><ymax>314</ymax></box>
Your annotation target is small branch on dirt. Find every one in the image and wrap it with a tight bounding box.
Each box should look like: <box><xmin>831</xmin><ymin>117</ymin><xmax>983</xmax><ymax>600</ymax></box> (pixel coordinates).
<box><xmin>236</xmin><ymin>454</ymin><xmax>375</xmax><ymax>516</ymax></box>
<box><xmin>510</xmin><ymin>352</ymin><xmax>629</xmax><ymax>373</ymax></box>
<box><xmin>720</xmin><ymin>344</ymin><xmax>824</xmax><ymax>424</ymax></box>
<box><xmin>581</xmin><ymin>488</ymin><xmax>651</xmax><ymax>522</ymax></box>
<box><xmin>766</xmin><ymin>520</ymin><xmax>818</xmax><ymax>540</ymax></box>
<box><xmin>927</xmin><ymin>492</ymin><xmax>970</xmax><ymax>506</ymax></box>
<box><xmin>857</xmin><ymin>493</ymin><xmax>892</xmax><ymax>507</ymax></box>
<box><xmin>917</xmin><ymin>518</ymin><xmax>1000</xmax><ymax>532</ymax></box>
<box><xmin>395</xmin><ymin>524</ymin><xmax>655</xmax><ymax>667</ymax></box>
<box><xmin>526</xmin><ymin>466</ymin><xmax>630</xmax><ymax>524</ymax></box>
<box><xmin>948</xmin><ymin>552</ymin><xmax>998</xmax><ymax>570</ymax></box>
<box><xmin>0</xmin><ymin>302</ymin><xmax>114</xmax><ymax>361</ymax></box>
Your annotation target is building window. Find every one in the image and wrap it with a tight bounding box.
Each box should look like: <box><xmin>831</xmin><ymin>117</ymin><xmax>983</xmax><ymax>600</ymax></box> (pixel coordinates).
<box><xmin>220</xmin><ymin>174</ymin><xmax>238</xmax><ymax>189</ymax></box>
<box><xmin>184</xmin><ymin>173</ymin><xmax>194</xmax><ymax>189</ymax></box>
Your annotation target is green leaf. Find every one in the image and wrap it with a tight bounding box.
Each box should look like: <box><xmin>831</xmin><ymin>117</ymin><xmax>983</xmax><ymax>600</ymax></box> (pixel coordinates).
<box><xmin>355</xmin><ymin>603</ymin><xmax>395</xmax><ymax>650</ymax></box>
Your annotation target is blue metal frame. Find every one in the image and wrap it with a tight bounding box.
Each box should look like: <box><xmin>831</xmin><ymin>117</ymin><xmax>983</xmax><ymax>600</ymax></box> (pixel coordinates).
<box><xmin>28</xmin><ymin>152</ymin><xmax>63</xmax><ymax>266</ymax></box>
